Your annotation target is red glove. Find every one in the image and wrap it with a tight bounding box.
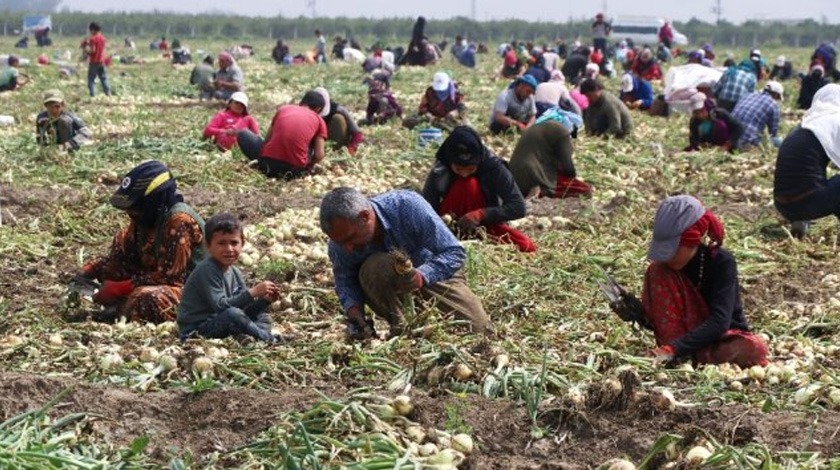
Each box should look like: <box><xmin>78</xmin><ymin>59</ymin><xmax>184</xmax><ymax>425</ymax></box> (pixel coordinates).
<box><xmin>80</xmin><ymin>262</ymin><xmax>98</xmax><ymax>278</ymax></box>
<box><xmin>94</xmin><ymin>280</ymin><xmax>134</xmax><ymax>304</ymax></box>
<box><xmin>395</xmin><ymin>271</ymin><xmax>424</xmax><ymax>293</ymax></box>
<box><xmin>456</xmin><ymin>209</ymin><xmax>484</xmax><ymax>233</ymax></box>
<box><xmin>648</xmin><ymin>344</ymin><xmax>676</xmax><ymax>363</ymax></box>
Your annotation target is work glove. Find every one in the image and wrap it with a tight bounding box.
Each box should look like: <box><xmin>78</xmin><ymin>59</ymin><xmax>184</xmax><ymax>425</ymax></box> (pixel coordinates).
<box><xmin>648</xmin><ymin>344</ymin><xmax>676</xmax><ymax>363</ymax></box>
<box><xmin>456</xmin><ymin>209</ymin><xmax>484</xmax><ymax>234</ymax></box>
<box><xmin>93</xmin><ymin>279</ymin><xmax>134</xmax><ymax>305</ymax></box>
<box><xmin>394</xmin><ymin>271</ymin><xmax>424</xmax><ymax>294</ymax></box>
<box><xmin>345</xmin><ymin>307</ymin><xmax>375</xmax><ymax>341</ymax></box>
<box><xmin>609</xmin><ymin>290</ymin><xmax>651</xmax><ymax>329</ymax></box>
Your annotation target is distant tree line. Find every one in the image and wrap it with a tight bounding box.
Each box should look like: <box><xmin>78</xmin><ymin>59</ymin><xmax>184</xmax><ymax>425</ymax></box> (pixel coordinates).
<box><xmin>1</xmin><ymin>10</ymin><xmax>839</xmax><ymax>48</ymax></box>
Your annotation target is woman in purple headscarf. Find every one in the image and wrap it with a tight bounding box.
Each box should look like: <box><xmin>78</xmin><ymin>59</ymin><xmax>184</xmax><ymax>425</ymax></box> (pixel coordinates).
<box><xmin>684</xmin><ymin>93</ymin><xmax>743</xmax><ymax>152</ymax></box>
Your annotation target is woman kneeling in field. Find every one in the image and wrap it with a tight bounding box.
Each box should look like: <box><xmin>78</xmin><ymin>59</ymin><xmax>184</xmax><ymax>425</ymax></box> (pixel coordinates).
<box><xmin>611</xmin><ymin>195</ymin><xmax>768</xmax><ymax>367</ymax></box>
<box><xmin>74</xmin><ymin>161</ymin><xmax>205</xmax><ymax>323</ymax></box>
<box><xmin>422</xmin><ymin>126</ymin><xmax>535</xmax><ymax>252</ymax></box>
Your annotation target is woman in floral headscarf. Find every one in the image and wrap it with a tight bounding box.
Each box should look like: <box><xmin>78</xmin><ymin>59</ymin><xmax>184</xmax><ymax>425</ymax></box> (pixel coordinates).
<box><xmin>684</xmin><ymin>93</ymin><xmax>743</xmax><ymax>152</ymax></box>
<box><xmin>609</xmin><ymin>195</ymin><xmax>768</xmax><ymax>367</ymax></box>
<box><xmin>422</xmin><ymin>126</ymin><xmax>534</xmax><ymax>252</ymax></box>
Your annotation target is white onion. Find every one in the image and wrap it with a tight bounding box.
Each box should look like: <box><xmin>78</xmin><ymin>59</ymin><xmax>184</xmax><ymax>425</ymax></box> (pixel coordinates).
<box><xmin>139</xmin><ymin>346</ymin><xmax>159</xmax><ymax>363</ymax></box>
<box><xmin>405</xmin><ymin>425</ymin><xmax>426</xmax><ymax>443</ymax></box>
<box><xmin>418</xmin><ymin>442</ymin><xmax>438</xmax><ymax>456</ymax></box>
<box><xmin>48</xmin><ymin>333</ymin><xmax>63</xmax><ymax>346</ymax></box>
<box><xmin>451</xmin><ymin>434</ymin><xmax>473</xmax><ymax>455</ymax></box>
<box><xmin>392</xmin><ymin>395</ymin><xmax>413</xmax><ymax>416</ymax></box>
<box><xmin>100</xmin><ymin>353</ymin><xmax>123</xmax><ymax>370</ymax></box>
<box><xmin>158</xmin><ymin>354</ymin><xmax>178</xmax><ymax>372</ymax></box>
<box><xmin>192</xmin><ymin>356</ymin><xmax>214</xmax><ymax>374</ymax></box>
<box><xmin>685</xmin><ymin>446</ymin><xmax>712</xmax><ymax>464</ymax></box>
<box><xmin>453</xmin><ymin>363</ymin><xmax>473</xmax><ymax>381</ymax></box>
<box><xmin>607</xmin><ymin>458</ymin><xmax>636</xmax><ymax>470</ymax></box>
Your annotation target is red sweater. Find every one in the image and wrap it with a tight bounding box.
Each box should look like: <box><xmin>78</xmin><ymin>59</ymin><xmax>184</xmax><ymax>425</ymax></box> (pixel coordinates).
<box><xmin>203</xmin><ymin>109</ymin><xmax>260</xmax><ymax>151</ymax></box>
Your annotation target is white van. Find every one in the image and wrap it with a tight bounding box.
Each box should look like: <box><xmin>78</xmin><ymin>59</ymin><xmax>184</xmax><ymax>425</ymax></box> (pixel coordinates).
<box><xmin>610</xmin><ymin>16</ymin><xmax>689</xmax><ymax>47</ymax></box>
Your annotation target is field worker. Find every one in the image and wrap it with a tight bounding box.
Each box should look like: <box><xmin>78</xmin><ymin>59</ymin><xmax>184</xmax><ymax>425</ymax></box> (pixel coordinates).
<box><xmin>797</xmin><ymin>64</ymin><xmax>830</xmax><ymax>110</ymax></box>
<box><xmin>773</xmin><ymin>84</ymin><xmax>840</xmax><ymax>239</ymax></box>
<box><xmin>580</xmin><ymin>78</ymin><xmax>633</xmax><ymax>138</ymax></box>
<box><xmin>542</xmin><ymin>47</ymin><xmax>560</xmax><ymax>72</ymax></box>
<box><xmin>178</xmin><ymin>213</ymin><xmax>285</xmax><ymax>343</ymax></box>
<box><xmin>457</xmin><ymin>42</ymin><xmax>477</xmax><ymax>68</ymax></box>
<box><xmin>311</xmin><ymin>87</ymin><xmax>365</xmax><ymax>155</ymax></box>
<box><xmin>631</xmin><ymin>48</ymin><xmax>662</xmax><ymax>81</ymax></box>
<box><xmin>712</xmin><ymin>61</ymin><xmax>757</xmax><ymax>112</ymax></box>
<box><xmin>769</xmin><ymin>56</ymin><xmax>793</xmax><ymax>81</ymax></box>
<box><xmin>360</xmin><ymin>78</ymin><xmax>402</xmax><ymax>125</ymax></box>
<box><xmin>534</xmin><ymin>70</ymin><xmax>581</xmax><ymax>116</ymax></box>
<box><xmin>658</xmin><ymin>20</ymin><xmax>674</xmax><ymax>49</ymax></box>
<box><xmin>422</xmin><ymin>126</ymin><xmax>534</xmax><ymax>252</ymax></box>
<box><xmin>610</xmin><ymin>195</ymin><xmax>769</xmax><ymax>367</ymax></box>
<box><xmin>746</xmin><ymin>49</ymin><xmax>768</xmax><ymax>81</ymax></box>
<box><xmin>524</xmin><ymin>53</ymin><xmax>550</xmax><ymax>84</ymax></box>
<box><xmin>0</xmin><ymin>55</ymin><xmax>28</xmax><ymax>92</ymax></box>
<box><xmin>683</xmin><ymin>93</ymin><xmax>743</xmax><ymax>153</ymax></box>
<box><xmin>202</xmin><ymin>92</ymin><xmax>259</xmax><ymax>151</ymax></box>
<box><xmin>320</xmin><ymin>187</ymin><xmax>494</xmax><ymax>339</ymax></box>
<box><xmin>489</xmin><ymin>74</ymin><xmax>538</xmax><ymax>134</ymax></box>
<box><xmin>618</xmin><ymin>72</ymin><xmax>654</xmax><ymax>110</ymax></box>
<box><xmin>500</xmin><ymin>44</ymin><xmax>522</xmax><ymax>78</ymax></box>
<box><xmin>212</xmin><ymin>52</ymin><xmax>244</xmax><ymax>100</ymax></box>
<box><xmin>509</xmin><ymin>117</ymin><xmax>591</xmax><ymax>199</ymax></box>
<box><xmin>237</xmin><ymin>91</ymin><xmax>327</xmax><ymax>179</ymax></box>
<box><xmin>561</xmin><ymin>47</ymin><xmax>589</xmax><ymax>85</ymax></box>
<box><xmin>190</xmin><ymin>55</ymin><xmax>216</xmax><ymax>100</ymax></box>
<box><xmin>402</xmin><ymin>72</ymin><xmax>467</xmax><ymax>131</ymax></box>
<box><xmin>584</xmin><ymin>62</ymin><xmax>600</xmax><ymax>80</ymax></box>
<box><xmin>271</xmin><ymin>39</ymin><xmax>291</xmax><ymax>65</ymax></box>
<box><xmin>35</xmin><ymin>90</ymin><xmax>92</xmax><ymax>152</ymax></box>
<box><xmin>313</xmin><ymin>29</ymin><xmax>327</xmax><ymax>63</ymax></box>
<box><xmin>591</xmin><ymin>13</ymin><xmax>611</xmax><ymax>53</ymax></box>
<box><xmin>73</xmin><ymin>161</ymin><xmax>206</xmax><ymax>323</ymax></box>
<box><xmin>85</xmin><ymin>22</ymin><xmax>111</xmax><ymax>97</ymax></box>
<box><xmin>811</xmin><ymin>43</ymin><xmax>839</xmax><ymax>82</ymax></box>
<box><xmin>731</xmin><ymin>81</ymin><xmax>783</xmax><ymax>150</ymax></box>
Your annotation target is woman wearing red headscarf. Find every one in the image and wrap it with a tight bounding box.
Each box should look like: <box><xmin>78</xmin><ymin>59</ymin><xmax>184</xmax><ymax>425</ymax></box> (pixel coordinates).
<box><xmin>610</xmin><ymin>195</ymin><xmax>768</xmax><ymax>367</ymax></box>
<box><xmin>422</xmin><ymin>126</ymin><xmax>535</xmax><ymax>253</ymax></box>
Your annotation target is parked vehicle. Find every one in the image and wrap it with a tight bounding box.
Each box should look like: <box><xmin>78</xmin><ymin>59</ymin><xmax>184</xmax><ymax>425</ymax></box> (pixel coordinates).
<box><xmin>610</xmin><ymin>16</ymin><xmax>689</xmax><ymax>47</ymax></box>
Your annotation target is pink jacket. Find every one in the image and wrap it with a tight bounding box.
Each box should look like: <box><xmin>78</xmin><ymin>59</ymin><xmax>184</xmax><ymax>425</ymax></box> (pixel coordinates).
<box><xmin>203</xmin><ymin>109</ymin><xmax>260</xmax><ymax>150</ymax></box>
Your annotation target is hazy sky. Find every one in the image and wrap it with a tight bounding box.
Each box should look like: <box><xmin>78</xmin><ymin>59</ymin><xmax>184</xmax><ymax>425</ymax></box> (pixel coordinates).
<box><xmin>60</xmin><ymin>0</ymin><xmax>839</xmax><ymax>24</ymax></box>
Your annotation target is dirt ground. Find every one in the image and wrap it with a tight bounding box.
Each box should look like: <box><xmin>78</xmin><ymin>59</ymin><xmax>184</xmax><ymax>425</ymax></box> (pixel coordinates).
<box><xmin>2</xmin><ymin>371</ymin><xmax>838</xmax><ymax>468</ymax></box>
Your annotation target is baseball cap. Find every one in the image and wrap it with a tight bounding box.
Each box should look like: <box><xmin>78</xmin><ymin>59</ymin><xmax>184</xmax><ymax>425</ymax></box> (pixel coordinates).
<box><xmin>647</xmin><ymin>195</ymin><xmax>705</xmax><ymax>262</ymax></box>
<box><xmin>228</xmin><ymin>91</ymin><xmax>249</xmax><ymax>111</ymax></box>
<box><xmin>764</xmin><ymin>80</ymin><xmax>784</xmax><ymax>99</ymax></box>
<box><xmin>620</xmin><ymin>73</ymin><xmax>634</xmax><ymax>93</ymax></box>
<box><xmin>110</xmin><ymin>160</ymin><xmax>173</xmax><ymax>210</ymax></box>
<box><xmin>312</xmin><ymin>87</ymin><xmax>331</xmax><ymax>117</ymax></box>
<box><xmin>432</xmin><ymin>71</ymin><xmax>451</xmax><ymax>92</ymax></box>
<box><xmin>43</xmin><ymin>89</ymin><xmax>64</xmax><ymax>105</ymax></box>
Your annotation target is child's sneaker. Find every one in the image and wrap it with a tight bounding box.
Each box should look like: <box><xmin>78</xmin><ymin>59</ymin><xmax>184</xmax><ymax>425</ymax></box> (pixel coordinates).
<box><xmin>347</xmin><ymin>132</ymin><xmax>364</xmax><ymax>155</ymax></box>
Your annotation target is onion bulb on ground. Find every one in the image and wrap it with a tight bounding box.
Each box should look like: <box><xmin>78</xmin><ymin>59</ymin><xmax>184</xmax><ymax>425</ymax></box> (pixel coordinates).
<box><xmin>651</xmin><ymin>388</ymin><xmax>676</xmax><ymax>411</ymax></box>
<box><xmin>192</xmin><ymin>356</ymin><xmax>214</xmax><ymax>374</ymax></box>
<box><xmin>418</xmin><ymin>442</ymin><xmax>438</xmax><ymax>456</ymax></box>
<box><xmin>392</xmin><ymin>395</ymin><xmax>413</xmax><ymax>416</ymax></box>
<box><xmin>685</xmin><ymin>446</ymin><xmax>712</xmax><ymax>464</ymax></box>
<box><xmin>453</xmin><ymin>363</ymin><xmax>473</xmax><ymax>381</ymax></box>
<box><xmin>100</xmin><ymin>353</ymin><xmax>123</xmax><ymax>370</ymax></box>
<box><xmin>157</xmin><ymin>354</ymin><xmax>178</xmax><ymax>372</ymax></box>
<box><xmin>605</xmin><ymin>458</ymin><xmax>636</xmax><ymax>470</ymax></box>
<box><xmin>451</xmin><ymin>433</ymin><xmax>473</xmax><ymax>454</ymax></box>
<box><xmin>139</xmin><ymin>346</ymin><xmax>159</xmax><ymax>363</ymax></box>
<box><xmin>405</xmin><ymin>425</ymin><xmax>426</xmax><ymax>443</ymax></box>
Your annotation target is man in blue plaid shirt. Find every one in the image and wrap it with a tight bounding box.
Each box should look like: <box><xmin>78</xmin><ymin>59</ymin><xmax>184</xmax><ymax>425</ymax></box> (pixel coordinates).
<box><xmin>713</xmin><ymin>64</ymin><xmax>756</xmax><ymax>111</ymax></box>
<box><xmin>320</xmin><ymin>187</ymin><xmax>493</xmax><ymax>339</ymax></box>
<box><xmin>731</xmin><ymin>81</ymin><xmax>784</xmax><ymax>150</ymax></box>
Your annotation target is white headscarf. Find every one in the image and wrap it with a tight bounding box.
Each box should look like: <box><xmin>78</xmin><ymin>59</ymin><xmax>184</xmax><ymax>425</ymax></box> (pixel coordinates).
<box><xmin>802</xmin><ymin>84</ymin><xmax>840</xmax><ymax>168</ymax></box>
